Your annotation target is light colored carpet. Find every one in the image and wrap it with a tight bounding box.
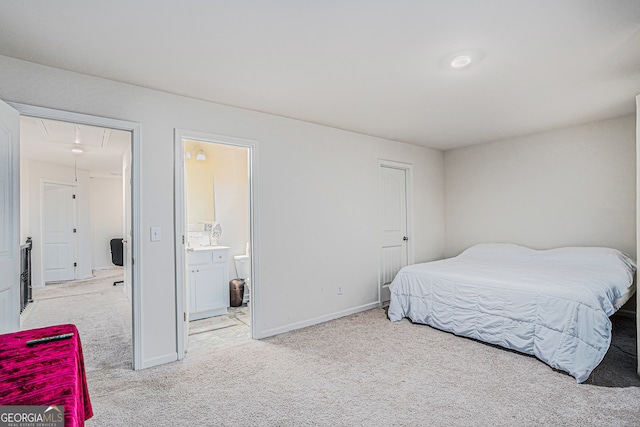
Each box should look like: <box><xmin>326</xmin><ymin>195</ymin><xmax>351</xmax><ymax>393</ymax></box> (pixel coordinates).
<box><xmin>19</xmin><ymin>275</ymin><xmax>640</xmax><ymax>426</ymax></box>
<box><xmin>21</xmin><ymin>268</ymin><xmax>132</xmax><ymax>372</ymax></box>
<box><xmin>32</xmin><ymin>268</ymin><xmax>125</xmax><ymax>300</ymax></box>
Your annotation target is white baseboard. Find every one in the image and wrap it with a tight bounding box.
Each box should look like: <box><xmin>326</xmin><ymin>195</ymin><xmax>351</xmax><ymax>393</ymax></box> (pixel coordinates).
<box><xmin>255</xmin><ymin>302</ymin><xmax>380</xmax><ymax>339</ymax></box>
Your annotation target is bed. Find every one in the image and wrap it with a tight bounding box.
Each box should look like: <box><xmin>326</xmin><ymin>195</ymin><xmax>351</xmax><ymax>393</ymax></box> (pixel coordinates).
<box><xmin>0</xmin><ymin>324</ymin><xmax>93</xmax><ymax>426</ymax></box>
<box><xmin>387</xmin><ymin>243</ymin><xmax>637</xmax><ymax>383</ymax></box>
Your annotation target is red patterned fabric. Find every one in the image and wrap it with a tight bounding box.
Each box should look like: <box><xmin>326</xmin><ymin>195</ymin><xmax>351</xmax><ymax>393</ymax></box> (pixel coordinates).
<box><xmin>0</xmin><ymin>324</ymin><xmax>93</xmax><ymax>427</ymax></box>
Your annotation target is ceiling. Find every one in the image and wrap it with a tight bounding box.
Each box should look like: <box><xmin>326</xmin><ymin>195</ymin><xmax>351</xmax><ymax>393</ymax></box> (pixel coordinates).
<box><xmin>20</xmin><ymin>117</ymin><xmax>130</xmax><ymax>179</ymax></box>
<box><xmin>1</xmin><ymin>1</ymin><xmax>639</xmax><ymax>150</ymax></box>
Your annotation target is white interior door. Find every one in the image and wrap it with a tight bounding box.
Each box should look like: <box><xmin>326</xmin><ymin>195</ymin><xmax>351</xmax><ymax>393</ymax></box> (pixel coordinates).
<box><xmin>0</xmin><ymin>99</ymin><xmax>20</xmax><ymax>333</ymax></box>
<box><xmin>182</xmin><ymin>151</ymin><xmax>190</xmax><ymax>351</ymax></box>
<box><xmin>43</xmin><ymin>183</ymin><xmax>75</xmax><ymax>282</ymax></box>
<box><xmin>123</xmin><ymin>151</ymin><xmax>132</xmax><ymax>301</ymax></box>
<box><xmin>380</xmin><ymin>166</ymin><xmax>408</xmax><ymax>303</ymax></box>
<box><xmin>175</xmin><ymin>135</ymin><xmax>189</xmax><ymax>359</ymax></box>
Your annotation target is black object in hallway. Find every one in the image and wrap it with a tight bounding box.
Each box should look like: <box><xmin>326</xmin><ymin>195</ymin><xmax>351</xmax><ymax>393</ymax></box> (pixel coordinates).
<box><xmin>110</xmin><ymin>238</ymin><xmax>124</xmax><ymax>286</ymax></box>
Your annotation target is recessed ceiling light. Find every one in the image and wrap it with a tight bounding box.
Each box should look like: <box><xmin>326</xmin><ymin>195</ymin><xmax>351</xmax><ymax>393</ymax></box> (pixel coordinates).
<box><xmin>71</xmin><ymin>147</ymin><xmax>83</xmax><ymax>154</ymax></box>
<box><xmin>451</xmin><ymin>55</ymin><xmax>472</xmax><ymax>69</ymax></box>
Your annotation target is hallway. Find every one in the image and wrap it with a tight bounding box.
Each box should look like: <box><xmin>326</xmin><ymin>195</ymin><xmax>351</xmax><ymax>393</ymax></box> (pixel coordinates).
<box><xmin>20</xmin><ymin>268</ymin><xmax>131</xmax><ymax>371</ymax></box>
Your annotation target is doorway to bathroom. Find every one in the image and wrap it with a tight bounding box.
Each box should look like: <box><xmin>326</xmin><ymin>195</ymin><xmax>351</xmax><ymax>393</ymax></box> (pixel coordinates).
<box><xmin>174</xmin><ymin>130</ymin><xmax>258</xmax><ymax>359</ymax></box>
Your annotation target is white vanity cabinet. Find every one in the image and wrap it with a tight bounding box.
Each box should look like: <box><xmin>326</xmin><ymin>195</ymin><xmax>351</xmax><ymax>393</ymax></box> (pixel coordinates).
<box><xmin>187</xmin><ymin>246</ymin><xmax>230</xmax><ymax>321</ymax></box>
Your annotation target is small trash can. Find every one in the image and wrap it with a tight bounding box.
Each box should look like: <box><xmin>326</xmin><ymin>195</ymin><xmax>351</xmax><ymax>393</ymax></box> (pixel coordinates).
<box><xmin>229</xmin><ymin>279</ymin><xmax>245</xmax><ymax>307</ymax></box>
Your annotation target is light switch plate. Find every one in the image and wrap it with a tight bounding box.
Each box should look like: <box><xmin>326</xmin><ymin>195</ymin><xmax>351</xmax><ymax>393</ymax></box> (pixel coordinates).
<box><xmin>150</xmin><ymin>226</ymin><xmax>161</xmax><ymax>242</ymax></box>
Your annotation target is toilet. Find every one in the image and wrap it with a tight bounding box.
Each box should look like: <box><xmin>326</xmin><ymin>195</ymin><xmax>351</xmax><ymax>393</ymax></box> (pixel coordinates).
<box><xmin>233</xmin><ymin>246</ymin><xmax>251</xmax><ymax>304</ymax></box>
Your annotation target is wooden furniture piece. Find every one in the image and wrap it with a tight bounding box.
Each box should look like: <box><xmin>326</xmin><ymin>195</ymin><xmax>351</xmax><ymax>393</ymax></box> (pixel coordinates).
<box><xmin>187</xmin><ymin>246</ymin><xmax>230</xmax><ymax>321</ymax></box>
<box><xmin>0</xmin><ymin>324</ymin><xmax>93</xmax><ymax>427</ymax></box>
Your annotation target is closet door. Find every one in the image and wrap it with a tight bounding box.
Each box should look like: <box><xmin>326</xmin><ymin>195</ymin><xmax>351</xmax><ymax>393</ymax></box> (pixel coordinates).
<box><xmin>379</xmin><ymin>165</ymin><xmax>408</xmax><ymax>303</ymax></box>
<box><xmin>43</xmin><ymin>183</ymin><xmax>75</xmax><ymax>282</ymax></box>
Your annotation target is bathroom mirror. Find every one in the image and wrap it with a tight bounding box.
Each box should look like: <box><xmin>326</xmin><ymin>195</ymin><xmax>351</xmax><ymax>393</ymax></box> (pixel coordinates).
<box><xmin>185</xmin><ymin>141</ymin><xmax>215</xmax><ymax>233</ymax></box>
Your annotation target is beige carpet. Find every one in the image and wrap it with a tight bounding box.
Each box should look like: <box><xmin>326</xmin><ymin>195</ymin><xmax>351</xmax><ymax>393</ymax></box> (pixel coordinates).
<box><xmin>21</xmin><ymin>268</ymin><xmax>132</xmax><ymax>372</ymax></box>
<box><xmin>19</xmin><ymin>274</ymin><xmax>640</xmax><ymax>426</ymax></box>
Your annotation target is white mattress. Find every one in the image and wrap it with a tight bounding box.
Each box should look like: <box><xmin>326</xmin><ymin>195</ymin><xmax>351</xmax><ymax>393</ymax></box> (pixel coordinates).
<box><xmin>388</xmin><ymin>243</ymin><xmax>637</xmax><ymax>383</ymax></box>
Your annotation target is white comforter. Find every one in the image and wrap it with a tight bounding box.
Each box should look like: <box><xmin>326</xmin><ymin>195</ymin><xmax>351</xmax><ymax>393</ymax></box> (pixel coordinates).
<box><xmin>388</xmin><ymin>243</ymin><xmax>636</xmax><ymax>383</ymax></box>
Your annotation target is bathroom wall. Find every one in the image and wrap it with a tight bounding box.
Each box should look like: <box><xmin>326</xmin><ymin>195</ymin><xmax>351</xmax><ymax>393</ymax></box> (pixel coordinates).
<box><xmin>184</xmin><ymin>141</ymin><xmax>249</xmax><ymax>275</ymax></box>
<box><xmin>184</xmin><ymin>142</ymin><xmax>214</xmax><ymax>229</ymax></box>
<box><xmin>210</xmin><ymin>144</ymin><xmax>250</xmax><ymax>276</ymax></box>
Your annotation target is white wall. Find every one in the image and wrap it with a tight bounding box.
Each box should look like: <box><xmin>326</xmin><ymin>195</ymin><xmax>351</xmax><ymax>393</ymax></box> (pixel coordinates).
<box><xmin>184</xmin><ymin>142</ymin><xmax>214</xmax><ymax>227</ymax></box>
<box><xmin>19</xmin><ymin>157</ymin><xmax>29</xmax><ymax>244</ymax></box>
<box><xmin>0</xmin><ymin>55</ymin><xmax>445</xmax><ymax>367</ymax></box>
<box><xmin>22</xmin><ymin>158</ymin><xmax>92</xmax><ymax>287</ymax></box>
<box><xmin>445</xmin><ymin>115</ymin><xmax>636</xmax><ymax>259</ymax></box>
<box><xmin>90</xmin><ymin>177</ymin><xmax>124</xmax><ymax>269</ymax></box>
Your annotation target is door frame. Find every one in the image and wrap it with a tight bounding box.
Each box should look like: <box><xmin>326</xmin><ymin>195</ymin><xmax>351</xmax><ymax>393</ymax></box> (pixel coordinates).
<box><xmin>0</xmin><ymin>99</ymin><xmax>20</xmax><ymax>333</ymax></box>
<box><xmin>9</xmin><ymin>102</ymin><xmax>143</xmax><ymax>370</ymax></box>
<box><xmin>174</xmin><ymin>129</ymin><xmax>259</xmax><ymax>359</ymax></box>
<box><xmin>40</xmin><ymin>180</ymin><xmax>78</xmax><ymax>283</ymax></box>
<box><xmin>377</xmin><ymin>159</ymin><xmax>414</xmax><ymax>305</ymax></box>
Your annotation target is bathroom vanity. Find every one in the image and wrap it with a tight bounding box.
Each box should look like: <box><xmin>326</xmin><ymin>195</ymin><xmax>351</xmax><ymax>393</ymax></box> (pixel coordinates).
<box><xmin>187</xmin><ymin>246</ymin><xmax>230</xmax><ymax>321</ymax></box>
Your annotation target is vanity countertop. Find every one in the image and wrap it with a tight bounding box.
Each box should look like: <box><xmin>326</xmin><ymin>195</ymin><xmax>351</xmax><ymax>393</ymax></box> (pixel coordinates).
<box><xmin>189</xmin><ymin>245</ymin><xmax>230</xmax><ymax>252</ymax></box>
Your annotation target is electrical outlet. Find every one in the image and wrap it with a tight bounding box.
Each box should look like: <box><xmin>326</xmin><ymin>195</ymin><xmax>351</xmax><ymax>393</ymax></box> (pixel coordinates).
<box><xmin>337</xmin><ymin>284</ymin><xmax>343</xmax><ymax>295</ymax></box>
